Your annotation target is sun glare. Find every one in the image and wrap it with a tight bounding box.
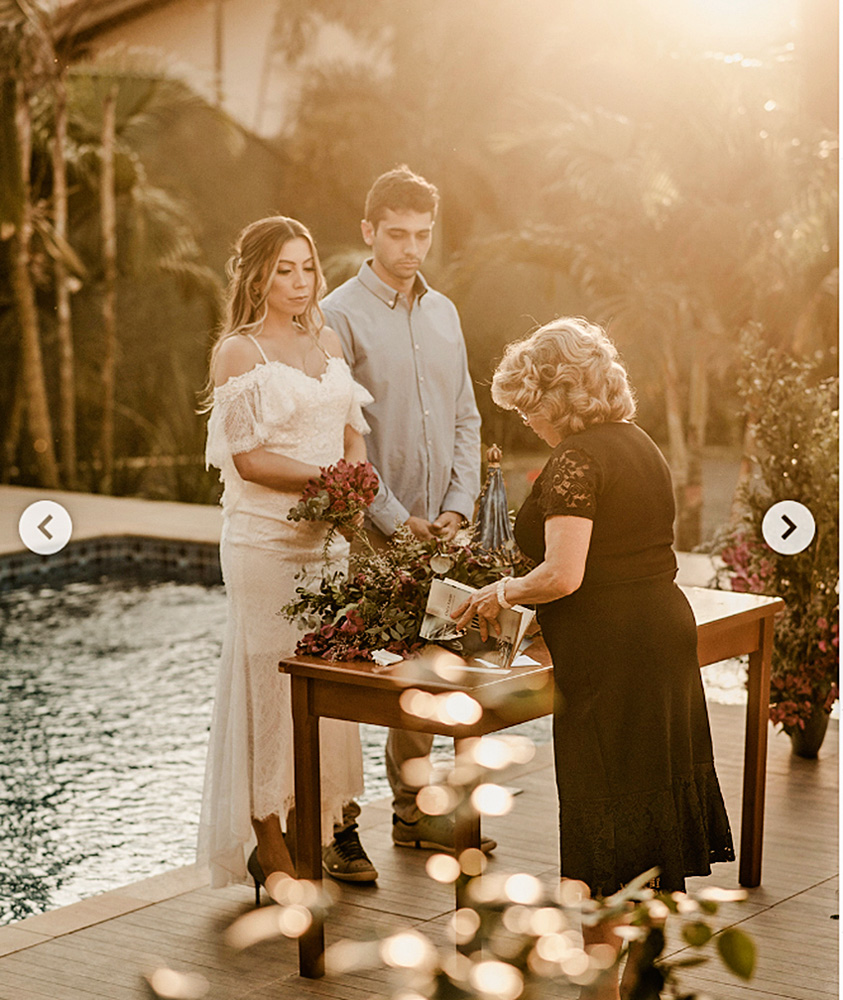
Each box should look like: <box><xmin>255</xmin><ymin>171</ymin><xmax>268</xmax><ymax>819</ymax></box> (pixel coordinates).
<box><xmin>655</xmin><ymin>0</ymin><xmax>798</xmax><ymax>47</ymax></box>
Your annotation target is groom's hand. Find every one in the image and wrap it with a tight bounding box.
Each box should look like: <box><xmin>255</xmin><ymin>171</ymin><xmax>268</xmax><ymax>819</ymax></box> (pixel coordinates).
<box><xmin>430</xmin><ymin>511</ymin><xmax>463</xmax><ymax>542</ymax></box>
<box><xmin>405</xmin><ymin>515</ymin><xmax>437</xmax><ymax>540</ymax></box>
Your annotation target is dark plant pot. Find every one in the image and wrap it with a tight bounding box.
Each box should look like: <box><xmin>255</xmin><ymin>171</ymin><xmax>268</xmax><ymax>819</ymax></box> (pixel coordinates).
<box><xmin>784</xmin><ymin>706</ymin><xmax>830</xmax><ymax>759</ymax></box>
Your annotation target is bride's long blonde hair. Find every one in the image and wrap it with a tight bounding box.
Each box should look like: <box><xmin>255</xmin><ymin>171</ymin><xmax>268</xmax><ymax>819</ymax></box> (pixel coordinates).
<box><xmin>198</xmin><ymin>216</ymin><xmax>327</xmax><ymax>411</ymax></box>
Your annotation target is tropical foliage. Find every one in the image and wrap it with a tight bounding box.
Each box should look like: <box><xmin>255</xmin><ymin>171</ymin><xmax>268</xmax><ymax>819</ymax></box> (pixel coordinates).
<box><xmin>0</xmin><ymin>1</ymin><xmax>224</xmax><ymax>494</ymax></box>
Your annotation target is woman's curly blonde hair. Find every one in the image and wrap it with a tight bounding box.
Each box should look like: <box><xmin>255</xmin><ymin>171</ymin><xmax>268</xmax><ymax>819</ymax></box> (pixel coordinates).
<box><xmin>491</xmin><ymin>317</ymin><xmax>636</xmax><ymax>436</ymax></box>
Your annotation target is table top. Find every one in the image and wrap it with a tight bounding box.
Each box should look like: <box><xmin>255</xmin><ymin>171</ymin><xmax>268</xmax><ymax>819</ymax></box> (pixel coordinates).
<box><xmin>279</xmin><ymin>586</ymin><xmax>783</xmax><ymax>696</ymax></box>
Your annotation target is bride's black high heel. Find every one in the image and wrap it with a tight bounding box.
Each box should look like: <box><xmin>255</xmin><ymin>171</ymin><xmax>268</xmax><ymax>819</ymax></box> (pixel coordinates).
<box><xmin>247</xmin><ymin>848</ymin><xmax>267</xmax><ymax>907</ymax></box>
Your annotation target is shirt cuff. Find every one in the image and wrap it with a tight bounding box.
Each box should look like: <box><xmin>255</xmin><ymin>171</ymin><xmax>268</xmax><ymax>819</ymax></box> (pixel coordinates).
<box><xmin>368</xmin><ymin>488</ymin><xmax>410</xmax><ymax>537</ymax></box>
<box><xmin>440</xmin><ymin>489</ymin><xmax>476</xmax><ymax>524</ymax></box>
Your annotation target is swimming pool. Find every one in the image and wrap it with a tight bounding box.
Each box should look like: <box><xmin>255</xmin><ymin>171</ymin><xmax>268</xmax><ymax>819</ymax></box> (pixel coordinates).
<box><xmin>0</xmin><ymin>577</ymin><xmax>752</xmax><ymax>926</ymax></box>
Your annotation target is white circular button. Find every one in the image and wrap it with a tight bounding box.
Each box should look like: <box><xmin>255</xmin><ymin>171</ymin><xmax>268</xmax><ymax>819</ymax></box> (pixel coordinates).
<box><xmin>761</xmin><ymin>500</ymin><xmax>815</xmax><ymax>555</ymax></box>
<box><xmin>18</xmin><ymin>500</ymin><xmax>73</xmax><ymax>555</ymax></box>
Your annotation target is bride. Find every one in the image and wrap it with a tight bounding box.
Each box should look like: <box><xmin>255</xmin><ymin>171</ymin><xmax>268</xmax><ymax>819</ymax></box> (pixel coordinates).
<box><xmin>197</xmin><ymin>216</ymin><xmax>377</xmax><ymax>897</ymax></box>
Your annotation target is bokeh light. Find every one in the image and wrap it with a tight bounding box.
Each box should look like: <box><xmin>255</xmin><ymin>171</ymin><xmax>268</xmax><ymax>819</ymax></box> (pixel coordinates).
<box><xmin>276</xmin><ymin>904</ymin><xmax>312</xmax><ymax>938</ymax></box>
<box><xmin>467</xmin><ymin>873</ymin><xmax>508</xmax><ymax>904</ymax></box>
<box><xmin>502</xmin><ymin>904</ymin><xmax>533</xmax><ymax>935</ymax></box>
<box><xmin>458</xmin><ymin>847</ymin><xmax>487</xmax><ymax>877</ymax></box>
<box><xmin>416</xmin><ymin>783</ymin><xmax>458</xmax><ymax>815</ymax></box>
<box><xmin>324</xmin><ymin>939</ymin><xmax>378</xmax><ymax>974</ymax></box>
<box><xmin>451</xmin><ymin>907</ymin><xmax>482</xmax><ymax>943</ymax></box>
<box><xmin>586</xmin><ymin>942</ymin><xmax>618</xmax><ymax>969</ymax></box>
<box><xmin>560</xmin><ymin>949</ymin><xmax>592</xmax><ymax>978</ymax></box>
<box><xmin>535</xmin><ymin>932</ymin><xmax>572</xmax><ymax>963</ymax></box>
<box><xmin>380</xmin><ymin>931</ymin><xmax>436</xmax><ymax>969</ymax></box>
<box><xmin>441</xmin><ymin>951</ymin><xmax>473</xmax><ymax>983</ymax></box>
<box><xmin>504</xmin><ymin>873</ymin><xmax>543</xmax><ymax>906</ymax></box>
<box><xmin>401</xmin><ymin>756</ymin><xmax>434</xmax><ymax>788</ymax></box>
<box><xmin>399</xmin><ymin>688</ymin><xmax>437</xmax><ymax>719</ymax></box>
<box><xmin>471</xmin><ymin>736</ymin><xmax>513</xmax><ymax>769</ymax></box>
<box><xmin>557</xmin><ymin>878</ymin><xmax>590</xmax><ymax>907</ymax></box>
<box><xmin>696</xmin><ymin>887</ymin><xmax>748</xmax><ymax>902</ymax></box>
<box><xmin>438</xmin><ymin>691</ymin><xmax>483</xmax><ymax>725</ymax></box>
<box><xmin>471</xmin><ymin>783</ymin><xmax>513</xmax><ymax>816</ymax></box>
<box><xmin>224</xmin><ymin>906</ymin><xmax>294</xmax><ymax>950</ymax></box>
<box><xmin>530</xmin><ymin>906</ymin><xmax>567</xmax><ymax>935</ymax></box>
<box><xmin>146</xmin><ymin>968</ymin><xmax>208</xmax><ymax>1000</ymax></box>
<box><xmin>426</xmin><ymin>853</ymin><xmax>461</xmax><ymax>883</ymax></box>
<box><xmin>268</xmin><ymin>875</ymin><xmax>321</xmax><ymax>908</ymax></box>
<box><xmin>469</xmin><ymin>959</ymin><xmax>524</xmax><ymax>1000</ymax></box>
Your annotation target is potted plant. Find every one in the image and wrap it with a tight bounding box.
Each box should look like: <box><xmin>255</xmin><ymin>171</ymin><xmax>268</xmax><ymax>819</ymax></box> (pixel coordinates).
<box><xmin>716</xmin><ymin>330</ymin><xmax>839</xmax><ymax>757</ymax></box>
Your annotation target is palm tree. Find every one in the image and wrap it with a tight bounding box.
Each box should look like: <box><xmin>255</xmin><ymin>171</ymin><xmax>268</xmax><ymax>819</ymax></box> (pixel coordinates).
<box><xmin>0</xmin><ymin>26</ymin><xmax>224</xmax><ymax>490</ymax></box>
<box><xmin>0</xmin><ymin>0</ymin><xmax>59</xmax><ymax>488</ymax></box>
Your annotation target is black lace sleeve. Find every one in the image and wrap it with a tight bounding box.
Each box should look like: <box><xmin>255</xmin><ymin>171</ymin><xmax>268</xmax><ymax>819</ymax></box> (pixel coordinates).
<box><xmin>538</xmin><ymin>446</ymin><xmax>600</xmax><ymax>520</ymax></box>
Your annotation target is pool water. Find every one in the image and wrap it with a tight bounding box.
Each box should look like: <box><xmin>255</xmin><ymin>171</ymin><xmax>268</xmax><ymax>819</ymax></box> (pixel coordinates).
<box><xmin>0</xmin><ymin>578</ymin><xmax>749</xmax><ymax>925</ymax></box>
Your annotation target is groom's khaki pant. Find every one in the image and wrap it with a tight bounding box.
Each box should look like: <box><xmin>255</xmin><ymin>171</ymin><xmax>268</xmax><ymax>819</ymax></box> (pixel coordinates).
<box><xmin>334</xmin><ymin>729</ymin><xmax>435</xmax><ymax>832</ymax></box>
<box><xmin>338</xmin><ymin>530</ymin><xmax>436</xmax><ymax>830</ymax></box>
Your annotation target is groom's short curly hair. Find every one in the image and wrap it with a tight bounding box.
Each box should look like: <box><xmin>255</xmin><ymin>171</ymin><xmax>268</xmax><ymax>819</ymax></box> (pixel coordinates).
<box><xmin>364</xmin><ymin>165</ymin><xmax>439</xmax><ymax>227</ymax></box>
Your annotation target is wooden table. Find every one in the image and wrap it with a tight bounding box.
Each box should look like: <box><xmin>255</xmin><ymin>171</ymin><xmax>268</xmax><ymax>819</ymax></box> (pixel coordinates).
<box><xmin>279</xmin><ymin>586</ymin><xmax>782</xmax><ymax>978</ymax></box>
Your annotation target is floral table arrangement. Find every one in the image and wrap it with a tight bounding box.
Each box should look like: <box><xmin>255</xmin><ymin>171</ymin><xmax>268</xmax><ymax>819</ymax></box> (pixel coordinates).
<box><xmin>716</xmin><ymin>330</ymin><xmax>838</xmax><ymax>756</ymax></box>
<box><xmin>282</xmin><ymin>525</ymin><xmax>526</xmax><ymax>661</ymax></box>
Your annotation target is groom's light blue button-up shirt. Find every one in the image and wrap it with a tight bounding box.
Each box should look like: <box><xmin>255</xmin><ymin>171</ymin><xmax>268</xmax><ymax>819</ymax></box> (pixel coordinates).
<box><xmin>322</xmin><ymin>261</ymin><xmax>481</xmax><ymax>536</ymax></box>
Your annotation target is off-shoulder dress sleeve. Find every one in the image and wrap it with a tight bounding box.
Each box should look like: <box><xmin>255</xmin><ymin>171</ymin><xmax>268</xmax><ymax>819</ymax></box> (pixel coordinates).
<box><xmin>345</xmin><ymin>379</ymin><xmax>373</xmax><ymax>436</ymax></box>
<box><xmin>205</xmin><ymin>369</ymin><xmax>294</xmax><ymax>469</ymax></box>
<box><xmin>538</xmin><ymin>446</ymin><xmax>601</xmax><ymax>520</ymax></box>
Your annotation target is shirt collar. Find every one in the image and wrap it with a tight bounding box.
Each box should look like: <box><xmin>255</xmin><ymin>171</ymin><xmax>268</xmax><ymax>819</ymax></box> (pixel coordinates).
<box><xmin>357</xmin><ymin>260</ymin><xmax>429</xmax><ymax>309</ymax></box>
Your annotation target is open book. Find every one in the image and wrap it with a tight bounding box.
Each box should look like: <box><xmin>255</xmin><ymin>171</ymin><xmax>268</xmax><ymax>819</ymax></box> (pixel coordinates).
<box><xmin>419</xmin><ymin>577</ymin><xmax>535</xmax><ymax>669</ymax></box>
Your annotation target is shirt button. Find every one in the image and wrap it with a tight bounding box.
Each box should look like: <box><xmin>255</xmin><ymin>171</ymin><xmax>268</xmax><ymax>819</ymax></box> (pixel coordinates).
<box><xmin>419</xmin><ymin>375</ymin><xmax>425</xmax><ymax>382</ymax></box>
<box><xmin>415</xmin><ymin>344</ymin><xmax>420</xmax><ymax>351</ymax></box>
<box><xmin>424</xmin><ymin>410</ymin><xmax>429</xmax><ymax>416</ymax></box>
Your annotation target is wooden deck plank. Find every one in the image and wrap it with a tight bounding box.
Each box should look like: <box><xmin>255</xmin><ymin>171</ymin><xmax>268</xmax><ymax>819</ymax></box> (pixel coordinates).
<box><xmin>0</xmin><ymin>704</ymin><xmax>837</xmax><ymax>1000</ymax></box>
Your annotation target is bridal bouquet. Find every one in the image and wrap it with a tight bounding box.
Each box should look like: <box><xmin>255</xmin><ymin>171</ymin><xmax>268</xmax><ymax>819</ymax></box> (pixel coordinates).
<box><xmin>287</xmin><ymin>459</ymin><xmax>379</xmax><ymax>556</ymax></box>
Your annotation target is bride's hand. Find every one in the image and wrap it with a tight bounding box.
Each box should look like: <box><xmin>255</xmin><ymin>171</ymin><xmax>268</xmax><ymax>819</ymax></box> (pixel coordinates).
<box><xmin>452</xmin><ymin>584</ymin><xmax>502</xmax><ymax>641</ymax></box>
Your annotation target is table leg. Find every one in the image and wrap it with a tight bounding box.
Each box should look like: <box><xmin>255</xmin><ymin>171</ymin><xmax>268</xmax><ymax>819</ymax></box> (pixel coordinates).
<box><xmin>453</xmin><ymin>737</ymin><xmax>481</xmax><ymax>911</ymax></box>
<box><xmin>291</xmin><ymin>676</ymin><xmax>325</xmax><ymax>978</ymax></box>
<box><xmin>739</xmin><ymin>615</ymin><xmax>774</xmax><ymax>887</ymax></box>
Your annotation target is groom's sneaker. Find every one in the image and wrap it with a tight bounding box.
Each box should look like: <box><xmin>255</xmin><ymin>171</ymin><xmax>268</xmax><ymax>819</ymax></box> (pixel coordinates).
<box><xmin>392</xmin><ymin>814</ymin><xmax>497</xmax><ymax>854</ymax></box>
<box><xmin>322</xmin><ymin>824</ymin><xmax>378</xmax><ymax>882</ymax></box>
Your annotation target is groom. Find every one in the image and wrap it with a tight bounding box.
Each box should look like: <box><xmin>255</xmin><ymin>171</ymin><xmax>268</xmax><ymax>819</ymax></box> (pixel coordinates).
<box><xmin>320</xmin><ymin>165</ymin><xmax>494</xmax><ymax>881</ymax></box>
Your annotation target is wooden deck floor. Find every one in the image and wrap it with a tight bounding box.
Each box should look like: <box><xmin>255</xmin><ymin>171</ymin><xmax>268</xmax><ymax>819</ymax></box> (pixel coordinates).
<box><xmin>0</xmin><ymin>702</ymin><xmax>837</xmax><ymax>1000</ymax></box>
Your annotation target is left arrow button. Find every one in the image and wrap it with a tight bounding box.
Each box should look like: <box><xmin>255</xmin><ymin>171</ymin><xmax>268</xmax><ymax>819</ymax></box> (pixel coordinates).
<box><xmin>18</xmin><ymin>501</ymin><xmax>73</xmax><ymax>555</ymax></box>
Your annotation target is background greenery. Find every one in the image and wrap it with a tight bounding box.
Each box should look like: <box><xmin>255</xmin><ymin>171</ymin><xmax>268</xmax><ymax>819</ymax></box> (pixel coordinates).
<box><xmin>0</xmin><ymin>0</ymin><xmax>837</xmax><ymax>549</ymax></box>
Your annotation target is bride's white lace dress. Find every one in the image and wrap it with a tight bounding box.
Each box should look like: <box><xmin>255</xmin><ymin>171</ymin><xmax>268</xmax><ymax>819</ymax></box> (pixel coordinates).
<box><xmin>198</xmin><ymin>354</ymin><xmax>371</xmax><ymax>888</ymax></box>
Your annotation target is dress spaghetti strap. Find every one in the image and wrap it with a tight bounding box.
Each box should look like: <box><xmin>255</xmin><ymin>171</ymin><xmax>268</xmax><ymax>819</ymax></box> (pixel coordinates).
<box><xmin>246</xmin><ymin>333</ymin><xmax>270</xmax><ymax>364</ymax></box>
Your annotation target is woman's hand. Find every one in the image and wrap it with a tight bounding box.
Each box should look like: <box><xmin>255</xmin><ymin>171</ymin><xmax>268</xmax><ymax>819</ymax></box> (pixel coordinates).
<box><xmin>451</xmin><ymin>582</ymin><xmax>502</xmax><ymax>642</ymax></box>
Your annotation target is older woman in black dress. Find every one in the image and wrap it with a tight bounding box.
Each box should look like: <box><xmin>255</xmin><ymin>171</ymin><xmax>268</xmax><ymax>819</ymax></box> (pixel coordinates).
<box><xmin>454</xmin><ymin>317</ymin><xmax>734</xmax><ymax>999</ymax></box>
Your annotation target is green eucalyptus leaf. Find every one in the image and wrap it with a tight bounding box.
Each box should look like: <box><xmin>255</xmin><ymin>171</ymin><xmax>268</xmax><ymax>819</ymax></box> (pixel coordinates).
<box><xmin>716</xmin><ymin>927</ymin><xmax>756</xmax><ymax>980</ymax></box>
<box><xmin>668</xmin><ymin>955</ymin><xmax>709</xmax><ymax>969</ymax></box>
<box><xmin>682</xmin><ymin>921</ymin><xmax>713</xmax><ymax>948</ymax></box>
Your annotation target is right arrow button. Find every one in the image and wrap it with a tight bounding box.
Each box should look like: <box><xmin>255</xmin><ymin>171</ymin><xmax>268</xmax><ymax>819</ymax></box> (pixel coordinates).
<box><xmin>762</xmin><ymin>501</ymin><xmax>816</xmax><ymax>555</ymax></box>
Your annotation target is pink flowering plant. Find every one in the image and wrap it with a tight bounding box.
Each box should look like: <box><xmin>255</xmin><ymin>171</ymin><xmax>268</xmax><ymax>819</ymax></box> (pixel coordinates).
<box><xmin>287</xmin><ymin>459</ymin><xmax>379</xmax><ymax>558</ymax></box>
<box><xmin>715</xmin><ymin>330</ymin><xmax>838</xmax><ymax>732</ymax></box>
<box><xmin>282</xmin><ymin>526</ymin><xmax>527</xmax><ymax>661</ymax></box>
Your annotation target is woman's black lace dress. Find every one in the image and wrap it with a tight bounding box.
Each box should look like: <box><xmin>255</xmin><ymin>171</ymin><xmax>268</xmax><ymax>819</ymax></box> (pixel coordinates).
<box><xmin>515</xmin><ymin>422</ymin><xmax>734</xmax><ymax>896</ymax></box>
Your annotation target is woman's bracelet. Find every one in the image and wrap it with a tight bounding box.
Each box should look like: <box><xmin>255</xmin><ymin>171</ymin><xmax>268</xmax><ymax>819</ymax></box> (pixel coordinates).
<box><xmin>496</xmin><ymin>576</ymin><xmax>513</xmax><ymax>610</ymax></box>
